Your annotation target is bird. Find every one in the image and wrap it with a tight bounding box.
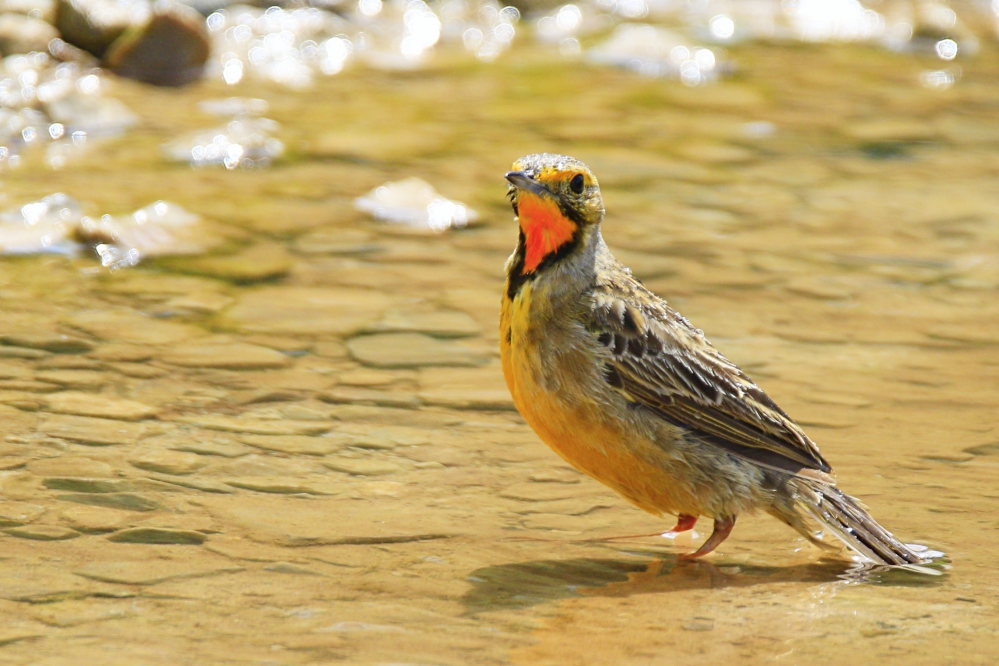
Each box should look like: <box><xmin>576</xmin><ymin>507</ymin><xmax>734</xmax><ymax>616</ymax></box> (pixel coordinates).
<box><xmin>499</xmin><ymin>152</ymin><xmax>925</xmax><ymax>565</ymax></box>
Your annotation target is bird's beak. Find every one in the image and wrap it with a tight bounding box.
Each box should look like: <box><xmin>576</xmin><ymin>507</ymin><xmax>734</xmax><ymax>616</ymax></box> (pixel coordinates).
<box><xmin>505</xmin><ymin>171</ymin><xmax>550</xmax><ymax>198</ymax></box>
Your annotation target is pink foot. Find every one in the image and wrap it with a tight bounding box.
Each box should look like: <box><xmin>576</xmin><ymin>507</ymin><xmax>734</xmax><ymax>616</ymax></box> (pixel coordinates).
<box><xmin>679</xmin><ymin>516</ymin><xmax>736</xmax><ymax>560</ymax></box>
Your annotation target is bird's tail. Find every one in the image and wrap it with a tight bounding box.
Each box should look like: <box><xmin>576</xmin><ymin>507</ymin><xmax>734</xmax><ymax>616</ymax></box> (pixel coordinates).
<box><xmin>771</xmin><ymin>478</ymin><xmax>926</xmax><ymax>566</ymax></box>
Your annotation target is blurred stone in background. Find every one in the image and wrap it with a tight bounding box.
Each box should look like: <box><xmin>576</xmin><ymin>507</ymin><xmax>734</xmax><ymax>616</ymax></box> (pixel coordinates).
<box><xmin>103</xmin><ymin>1</ymin><xmax>210</xmax><ymax>85</ymax></box>
<box><xmin>0</xmin><ymin>12</ymin><xmax>59</xmax><ymax>56</ymax></box>
<box><xmin>55</xmin><ymin>0</ymin><xmax>148</xmax><ymax>57</ymax></box>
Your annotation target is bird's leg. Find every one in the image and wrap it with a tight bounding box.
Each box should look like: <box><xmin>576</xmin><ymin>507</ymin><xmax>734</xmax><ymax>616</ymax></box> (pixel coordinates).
<box><xmin>663</xmin><ymin>513</ymin><xmax>698</xmax><ymax>536</ymax></box>
<box><xmin>679</xmin><ymin>516</ymin><xmax>736</xmax><ymax>560</ymax></box>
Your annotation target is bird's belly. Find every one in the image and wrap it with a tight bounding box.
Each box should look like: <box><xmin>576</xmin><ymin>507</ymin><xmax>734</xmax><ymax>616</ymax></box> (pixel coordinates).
<box><xmin>502</xmin><ymin>340</ymin><xmax>697</xmax><ymax>517</ymax></box>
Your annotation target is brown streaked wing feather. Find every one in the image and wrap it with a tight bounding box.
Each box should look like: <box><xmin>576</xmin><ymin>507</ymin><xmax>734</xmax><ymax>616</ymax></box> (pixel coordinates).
<box><xmin>589</xmin><ymin>280</ymin><xmax>832</xmax><ymax>477</ymax></box>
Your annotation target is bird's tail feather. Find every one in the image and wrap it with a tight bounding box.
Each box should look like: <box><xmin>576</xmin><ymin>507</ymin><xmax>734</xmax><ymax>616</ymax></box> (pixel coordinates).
<box><xmin>772</xmin><ymin>479</ymin><xmax>925</xmax><ymax>566</ymax></box>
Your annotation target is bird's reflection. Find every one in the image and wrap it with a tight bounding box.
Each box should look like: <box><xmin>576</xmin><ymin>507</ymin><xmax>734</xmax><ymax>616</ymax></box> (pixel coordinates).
<box><xmin>462</xmin><ymin>551</ymin><xmax>947</xmax><ymax>613</ymax></box>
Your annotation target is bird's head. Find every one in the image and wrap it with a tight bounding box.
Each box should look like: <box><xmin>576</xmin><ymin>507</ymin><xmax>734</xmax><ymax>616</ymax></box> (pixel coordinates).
<box><xmin>505</xmin><ymin>153</ymin><xmax>604</xmax><ymax>275</ymax></box>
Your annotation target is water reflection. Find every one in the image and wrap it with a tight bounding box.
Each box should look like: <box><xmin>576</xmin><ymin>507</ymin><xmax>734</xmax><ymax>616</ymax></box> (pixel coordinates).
<box><xmin>463</xmin><ymin>552</ymin><xmax>947</xmax><ymax>612</ymax></box>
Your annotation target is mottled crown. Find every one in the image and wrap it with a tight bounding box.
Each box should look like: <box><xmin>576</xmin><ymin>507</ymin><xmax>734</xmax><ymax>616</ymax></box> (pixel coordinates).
<box><xmin>510</xmin><ymin>153</ymin><xmax>598</xmax><ymax>186</ymax></box>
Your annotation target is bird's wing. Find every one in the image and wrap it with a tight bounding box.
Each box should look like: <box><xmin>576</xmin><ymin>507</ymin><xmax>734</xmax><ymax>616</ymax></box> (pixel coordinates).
<box><xmin>589</xmin><ymin>277</ymin><xmax>832</xmax><ymax>479</ymax></box>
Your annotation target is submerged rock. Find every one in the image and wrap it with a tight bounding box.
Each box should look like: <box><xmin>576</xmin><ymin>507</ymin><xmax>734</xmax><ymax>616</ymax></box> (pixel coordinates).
<box><xmin>78</xmin><ymin>200</ymin><xmax>218</xmax><ymax>271</ymax></box>
<box><xmin>587</xmin><ymin>24</ymin><xmax>722</xmax><ymax>84</ymax></box>
<box><xmin>347</xmin><ymin>332</ymin><xmax>489</xmax><ymax>368</ymax></box>
<box><xmin>162</xmin><ymin>116</ymin><xmax>283</xmax><ymax>169</ymax></box>
<box><xmin>0</xmin><ymin>193</ymin><xmax>82</xmax><ymax>255</ymax></box>
<box><xmin>0</xmin><ymin>54</ymin><xmax>137</xmax><ymax>169</ymax></box>
<box><xmin>0</xmin><ymin>195</ymin><xmax>220</xmax><ymax>272</ymax></box>
<box><xmin>104</xmin><ymin>0</ymin><xmax>210</xmax><ymax>86</ymax></box>
<box><xmin>221</xmin><ymin>287</ymin><xmax>390</xmax><ymax>336</ymax></box>
<box><xmin>354</xmin><ymin>178</ymin><xmax>477</xmax><ymax>232</ymax></box>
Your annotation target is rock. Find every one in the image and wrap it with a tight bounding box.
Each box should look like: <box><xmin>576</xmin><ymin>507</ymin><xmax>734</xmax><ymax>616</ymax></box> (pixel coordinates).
<box><xmin>79</xmin><ymin>201</ymin><xmax>220</xmax><ymax>271</ymax></box>
<box><xmin>348</xmin><ymin>333</ymin><xmax>489</xmax><ymax>368</ymax></box>
<box><xmin>103</xmin><ymin>0</ymin><xmax>209</xmax><ymax>86</ymax></box>
<box><xmin>322</xmin><ymin>459</ymin><xmax>402</xmax><ymax>476</ymax></box>
<box><xmin>129</xmin><ymin>449</ymin><xmax>206</xmax><ymax>475</ymax></box>
<box><xmin>172</xmin><ymin>415</ymin><xmax>332</xmax><ymax>436</ymax></box>
<box><xmin>224</xmin><ymin>478</ymin><xmax>338</xmax><ymax>495</ymax></box>
<box><xmin>0</xmin><ymin>456</ymin><xmax>29</xmax><ymax>470</ymax></box>
<box><xmin>310</xmin><ymin>130</ymin><xmax>447</xmax><ymax>163</ymax></box>
<box><xmin>168</xmin><ymin>438</ymin><xmax>251</xmax><ymax>458</ymax></box>
<box><xmin>67</xmin><ymin>309</ymin><xmax>201</xmax><ymax>345</ymax></box>
<box><xmin>27</xmin><ymin>456</ymin><xmax>115</xmax><ymax>477</ymax></box>
<box><xmin>200</xmin><ymin>494</ymin><xmax>453</xmax><ymax>546</ymax></box>
<box><xmin>107</xmin><ymin>527</ymin><xmax>206</xmax><ymax>544</ymax></box>
<box><xmin>43</xmin><ymin>477</ymin><xmax>134</xmax><ymax>493</ymax></box>
<box><xmin>334</xmin><ymin>368</ymin><xmax>404</xmax><ymax>387</ymax></box>
<box><xmin>0</xmin><ymin>192</ymin><xmax>83</xmax><ymax>257</ymax></box>
<box><xmin>221</xmin><ymin>287</ymin><xmax>390</xmax><ymax>336</ymax></box>
<box><xmin>925</xmin><ymin>324</ymin><xmax>999</xmax><ymax>345</ymax></box>
<box><xmin>160</xmin><ymin>342</ymin><xmax>291</xmax><ymax>370</ymax></box>
<box><xmin>499</xmin><ymin>482</ymin><xmax>592</xmax><ymax>502</ymax></box>
<box><xmin>366</xmin><ymin>310</ymin><xmax>481</xmax><ymax>338</ymax></box>
<box><xmin>0</xmin><ymin>333</ymin><xmax>92</xmax><ymax>354</ymax></box>
<box><xmin>44</xmin><ymin>391</ymin><xmax>158</xmax><ymax>421</ymax></box>
<box><xmin>784</xmin><ymin>277</ymin><xmax>853</xmax><ymax>300</ymax></box>
<box><xmin>418</xmin><ymin>388</ymin><xmax>514</xmax><ymax>411</ymax></box>
<box><xmin>146</xmin><ymin>474</ymin><xmax>234</xmax><ymax>494</ymax></box>
<box><xmin>334</xmin><ymin>424</ymin><xmax>431</xmax><ymax>450</ymax></box>
<box><xmin>675</xmin><ymin>142</ymin><xmax>755</xmax><ymax>164</ymax></box>
<box><xmin>60</xmin><ymin>505</ymin><xmax>131</xmax><ymax>532</ymax></box>
<box><xmin>4</xmin><ymin>525</ymin><xmax>81</xmax><ymax>540</ymax></box>
<box><xmin>0</xmin><ymin>346</ymin><xmax>49</xmax><ymax>359</ymax></box>
<box><xmin>38</xmin><ymin>414</ymin><xmax>148</xmax><ymax>446</ymax></box>
<box><xmin>843</xmin><ymin>119</ymin><xmax>937</xmax><ymax>143</ymax></box>
<box><xmin>354</xmin><ymin>178</ymin><xmax>477</xmax><ymax>232</ymax></box>
<box><xmin>291</xmin><ymin>229</ymin><xmax>380</xmax><ymax>256</ymax></box>
<box><xmin>262</xmin><ymin>562</ymin><xmax>326</xmax><ymax>576</ymax></box>
<box><xmin>45</xmin><ymin>94</ymin><xmax>139</xmax><ymax>138</ymax></box>
<box><xmin>0</xmin><ymin>502</ymin><xmax>46</xmax><ymax>527</ymax></box>
<box><xmin>74</xmin><ymin>561</ymin><xmax>243</xmax><ymax>585</ymax></box>
<box><xmin>529</xmin><ymin>469</ymin><xmax>582</xmax><ymax>484</ymax></box>
<box><xmin>418</xmin><ymin>364</ymin><xmax>514</xmax><ymax>410</ymax></box>
<box><xmin>27</xmin><ymin>600</ymin><xmax>138</xmax><ymax>627</ymax></box>
<box><xmin>158</xmin><ymin>292</ymin><xmax>232</xmax><ymax>314</ymax></box>
<box><xmin>55</xmin><ymin>492</ymin><xmax>160</xmax><ymax>511</ymax></box>
<box><xmin>0</xmin><ymin>13</ymin><xmax>59</xmax><ymax>56</ymax></box>
<box><xmin>238</xmin><ymin>434</ymin><xmax>348</xmax><ymax>456</ymax></box>
<box><xmin>90</xmin><ymin>344</ymin><xmax>153</xmax><ymax>362</ymax></box>
<box><xmin>0</xmin><ymin>362</ymin><xmax>31</xmax><ymax>380</ymax></box>
<box><xmin>38</xmin><ymin>357</ymin><xmax>102</xmax><ymax>370</ymax></box>
<box><xmin>0</xmin><ymin>0</ymin><xmax>56</xmax><ymax>22</ymax></box>
<box><xmin>166</xmin><ymin>243</ymin><xmax>292</xmax><ymax>282</ymax></box>
<box><xmin>319</xmin><ymin>387</ymin><xmax>420</xmax><ymax>409</ymax></box>
<box><xmin>34</xmin><ymin>370</ymin><xmax>107</xmax><ymax>389</ymax></box>
<box><xmin>55</xmin><ymin>0</ymin><xmax>148</xmax><ymax>58</ymax></box>
<box><xmin>587</xmin><ymin>25</ymin><xmax>723</xmax><ymax>85</ymax></box>
<box><xmin>161</xmin><ymin>118</ymin><xmax>284</xmax><ymax>170</ymax></box>
<box><xmin>107</xmin><ymin>363</ymin><xmax>169</xmax><ymax>379</ymax></box>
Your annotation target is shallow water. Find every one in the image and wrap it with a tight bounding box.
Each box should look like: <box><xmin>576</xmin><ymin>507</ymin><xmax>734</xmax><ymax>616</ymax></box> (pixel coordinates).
<box><xmin>0</xmin><ymin>37</ymin><xmax>997</xmax><ymax>665</ymax></box>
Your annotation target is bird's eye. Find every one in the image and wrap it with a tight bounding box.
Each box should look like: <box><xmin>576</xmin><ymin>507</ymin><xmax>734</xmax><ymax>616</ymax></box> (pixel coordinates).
<box><xmin>569</xmin><ymin>173</ymin><xmax>585</xmax><ymax>194</ymax></box>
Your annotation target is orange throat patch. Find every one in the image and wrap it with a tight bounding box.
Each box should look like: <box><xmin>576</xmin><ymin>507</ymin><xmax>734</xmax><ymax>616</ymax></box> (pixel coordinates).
<box><xmin>518</xmin><ymin>192</ymin><xmax>577</xmax><ymax>274</ymax></box>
